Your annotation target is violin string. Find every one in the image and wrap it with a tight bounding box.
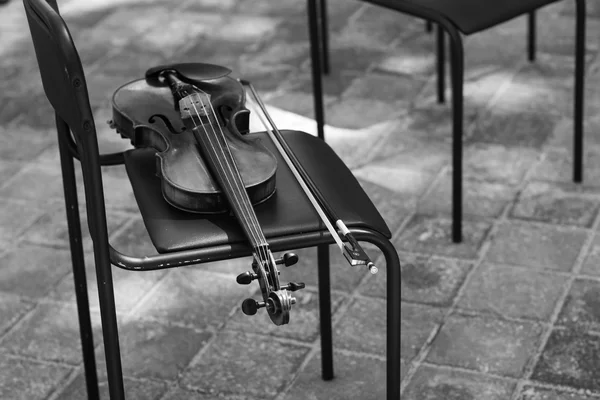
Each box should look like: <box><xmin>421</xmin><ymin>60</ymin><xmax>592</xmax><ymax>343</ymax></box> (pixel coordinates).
<box><xmin>194</xmin><ymin>92</ymin><xmax>272</xmax><ymax>268</ymax></box>
<box><xmin>181</xmin><ymin>88</ymin><xmax>270</xmax><ymax>267</ymax></box>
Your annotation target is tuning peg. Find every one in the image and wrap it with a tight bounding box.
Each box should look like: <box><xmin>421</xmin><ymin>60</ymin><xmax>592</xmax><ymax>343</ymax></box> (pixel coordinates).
<box><xmin>241</xmin><ymin>298</ymin><xmax>266</xmax><ymax>316</ymax></box>
<box><xmin>275</xmin><ymin>252</ymin><xmax>299</xmax><ymax>267</ymax></box>
<box><xmin>282</xmin><ymin>282</ymin><xmax>305</xmax><ymax>292</ymax></box>
<box><xmin>236</xmin><ymin>271</ymin><xmax>258</xmax><ymax>285</ymax></box>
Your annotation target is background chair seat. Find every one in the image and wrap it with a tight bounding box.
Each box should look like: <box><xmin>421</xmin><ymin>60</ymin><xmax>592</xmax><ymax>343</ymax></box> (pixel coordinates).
<box><xmin>125</xmin><ymin>129</ymin><xmax>391</xmax><ymax>253</ymax></box>
<box><xmin>377</xmin><ymin>0</ymin><xmax>560</xmax><ymax>34</ymax></box>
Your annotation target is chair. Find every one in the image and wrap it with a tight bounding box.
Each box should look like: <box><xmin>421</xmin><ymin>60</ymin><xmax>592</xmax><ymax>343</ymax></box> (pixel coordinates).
<box><xmin>306</xmin><ymin>0</ymin><xmax>586</xmax><ymax>243</ymax></box>
<box><xmin>22</xmin><ymin>0</ymin><xmax>401</xmax><ymax>399</ymax></box>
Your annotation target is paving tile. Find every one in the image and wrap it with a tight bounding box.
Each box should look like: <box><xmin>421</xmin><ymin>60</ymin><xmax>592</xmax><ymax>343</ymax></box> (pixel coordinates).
<box><xmin>0</xmin><ymin>354</ymin><xmax>72</xmax><ymax>400</ymax></box>
<box><xmin>395</xmin><ymin>215</ymin><xmax>491</xmax><ymax>260</ymax></box>
<box><xmin>532</xmin><ymin>148</ymin><xmax>600</xmax><ymax>185</ymax></box>
<box><xmin>163</xmin><ymin>387</ymin><xmax>259</xmax><ymax>400</ymax></box>
<box><xmin>0</xmin><ymin>89</ymin><xmax>56</xmax><ymax>129</ymax></box>
<box><xmin>547</xmin><ymin>115</ymin><xmax>600</xmax><ymax>150</ymax></box>
<box><xmin>510</xmin><ymin>181</ymin><xmax>600</xmax><ymax>227</ymax></box>
<box><xmin>342</xmin><ymin>4</ymin><xmax>418</xmax><ymax>46</ymax></box>
<box><xmin>1</xmin><ymin>302</ymin><xmax>102</xmax><ymax>365</ymax></box>
<box><xmin>289</xmin><ymin>69</ymin><xmax>361</xmax><ymax>98</ymax></box>
<box><xmin>361</xmin><ymin>253</ymin><xmax>471</xmax><ymax>306</ymax></box>
<box><xmin>470</xmin><ymin>108</ymin><xmax>559</xmax><ymax>148</ymax></box>
<box><xmin>21</xmin><ymin>206</ymin><xmax>128</xmax><ymax>249</ymax></box>
<box><xmin>281</xmin><ymin>351</ymin><xmax>386</xmax><ymax>400</ymax></box>
<box><xmin>401</xmin><ymin>364</ymin><xmax>516</xmax><ymax>400</ymax></box>
<box><xmin>0</xmin><ymin>124</ymin><xmax>54</xmax><ymax>162</ymax></box>
<box><xmin>518</xmin><ymin>385</ymin><xmax>597</xmax><ymax>400</ymax></box>
<box><xmin>325</xmin><ymin>41</ymin><xmax>387</xmax><ymax>75</ymax></box>
<box><xmin>50</xmin><ymin>253</ymin><xmax>167</xmax><ymax>313</ymax></box>
<box><xmin>353</xmin><ymin>162</ymin><xmax>436</xmax><ymax>198</ymax></box>
<box><xmin>399</xmin><ymin>301</ymin><xmax>445</xmax><ymax>361</ymax></box>
<box><xmin>325</xmin><ymin>97</ymin><xmax>401</xmax><ymax>129</ymax></box>
<box><xmin>226</xmin><ymin>289</ymin><xmax>345</xmax><ymax>343</ymax></box>
<box><xmin>581</xmin><ymin>235</ymin><xmax>600</xmax><ymax>276</ymax></box>
<box><xmin>0</xmin><ymin>199</ymin><xmax>45</xmax><ymax>244</ymax></box>
<box><xmin>0</xmin><ymin>292</ymin><xmax>34</xmax><ymax>336</ymax></box>
<box><xmin>334</xmin><ymin>297</ymin><xmax>388</xmax><ymax>356</ymax></box>
<box><xmin>0</xmin><ymin>163</ymin><xmax>64</xmax><ymax>202</ymax></box>
<box><xmin>556</xmin><ymin>279</ymin><xmax>600</xmax><ymax>332</ymax></box>
<box><xmin>401</xmin><ymin>358</ymin><xmax>409</xmax><ymax>382</ymax></box>
<box><xmin>419</xmin><ymin>174</ymin><xmax>517</xmax><ymax>218</ymax></box>
<box><xmin>0</xmin><ymin>244</ymin><xmax>72</xmax><ymax>298</ymax></box>
<box><xmin>357</xmin><ymin>179</ymin><xmax>415</xmax><ymax>231</ymax></box>
<box><xmin>426</xmin><ymin>313</ymin><xmax>543</xmax><ymax>377</ymax></box>
<box><xmin>374</xmin><ymin>32</ymin><xmax>437</xmax><ymax>78</ymax></box>
<box><xmin>485</xmin><ymin>222</ymin><xmax>588</xmax><ymax>271</ymax></box>
<box><xmin>57</xmin><ymin>375</ymin><xmax>167</xmax><ymax>400</ymax></box>
<box><xmin>463</xmin><ymin>143</ymin><xmax>539</xmax><ymax>185</ymax></box>
<box><xmin>532</xmin><ymin>328</ymin><xmax>600</xmax><ymax>391</ymax></box>
<box><xmin>181</xmin><ymin>331</ymin><xmax>309</xmax><ymax>398</ymax></box>
<box><xmin>342</xmin><ymin>73</ymin><xmax>428</xmax><ymax>109</ymax></box>
<box><xmin>96</xmin><ymin>319</ymin><xmax>211</xmax><ymax>381</ymax></box>
<box><xmin>458</xmin><ymin>263</ymin><xmax>567</xmax><ymax>321</ymax></box>
<box><xmin>133</xmin><ymin>269</ymin><xmax>253</xmax><ymax>331</ymax></box>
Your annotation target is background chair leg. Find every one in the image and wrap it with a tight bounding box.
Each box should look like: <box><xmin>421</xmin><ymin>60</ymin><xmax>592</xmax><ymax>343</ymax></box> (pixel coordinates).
<box><xmin>317</xmin><ymin>244</ymin><xmax>334</xmax><ymax>380</ymax></box>
<box><xmin>426</xmin><ymin>20</ymin><xmax>433</xmax><ymax>33</ymax></box>
<box><xmin>56</xmin><ymin>118</ymin><xmax>100</xmax><ymax>400</ymax></box>
<box><xmin>307</xmin><ymin>0</ymin><xmax>326</xmax><ymax>140</ymax></box>
<box><xmin>528</xmin><ymin>11</ymin><xmax>537</xmax><ymax>62</ymax></box>
<box><xmin>437</xmin><ymin>25</ymin><xmax>446</xmax><ymax>104</ymax></box>
<box><xmin>574</xmin><ymin>0</ymin><xmax>586</xmax><ymax>183</ymax></box>
<box><xmin>447</xmin><ymin>25</ymin><xmax>465</xmax><ymax>243</ymax></box>
<box><xmin>317</xmin><ymin>0</ymin><xmax>330</xmax><ymax>75</ymax></box>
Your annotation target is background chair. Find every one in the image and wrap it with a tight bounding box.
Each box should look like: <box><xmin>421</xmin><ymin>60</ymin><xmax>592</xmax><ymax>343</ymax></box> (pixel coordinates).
<box><xmin>307</xmin><ymin>0</ymin><xmax>586</xmax><ymax>243</ymax></box>
<box><xmin>23</xmin><ymin>0</ymin><xmax>401</xmax><ymax>399</ymax></box>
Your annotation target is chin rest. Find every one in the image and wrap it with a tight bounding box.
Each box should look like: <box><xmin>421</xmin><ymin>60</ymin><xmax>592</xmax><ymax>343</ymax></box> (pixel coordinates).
<box><xmin>124</xmin><ymin>130</ymin><xmax>391</xmax><ymax>253</ymax></box>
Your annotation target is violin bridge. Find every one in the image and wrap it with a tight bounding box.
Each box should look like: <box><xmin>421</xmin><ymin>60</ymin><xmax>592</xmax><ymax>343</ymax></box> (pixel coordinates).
<box><xmin>179</xmin><ymin>92</ymin><xmax>212</xmax><ymax>121</ymax></box>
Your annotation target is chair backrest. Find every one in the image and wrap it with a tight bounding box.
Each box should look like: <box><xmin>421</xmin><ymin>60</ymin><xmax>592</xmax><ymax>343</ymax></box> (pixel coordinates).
<box><xmin>23</xmin><ymin>0</ymin><xmax>95</xmax><ymax>138</ymax></box>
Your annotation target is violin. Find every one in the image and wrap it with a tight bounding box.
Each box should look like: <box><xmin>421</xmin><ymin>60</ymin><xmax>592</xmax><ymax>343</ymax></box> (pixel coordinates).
<box><xmin>111</xmin><ymin>63</ymin><xmax>304</xmax><ymax>325</ymax></box>
<box><xmin>111</xmin><ymin>62</ymin><xmax>378</xmax><ymax>326</ymax></box>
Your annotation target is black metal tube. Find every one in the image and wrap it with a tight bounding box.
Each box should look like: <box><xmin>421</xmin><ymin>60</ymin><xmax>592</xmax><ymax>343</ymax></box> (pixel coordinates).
<box><xmin>426</xmin><ymin>20</ymin><xmax>433</xmax><ymax>33</ymax></box>
<box><xmin>318</xmin><ymin>0</ymin><xmax>330</xmax><ymax>75</ymax></box>
<box><xmin>56</xmin><ymin>115</ymin><xmax>100</xmax><ymax>400</ymax></box>
<box><xmin>574</xmin><ymin>0</ymin><xmax>586</xmax><ymax>183</ymax></box>
<box><xmin>528</xmin><ymin>12</ymin><xmax>536</xmax><ymax>62</ymax></box>
<box><xmin>307</xmin><ymin>0</ymin><xmax>326</xmax><ymax>140</ymax></box>
<box><xmin>317</xmin><ymin>244</ymin><xmax>334</xmax><ymax>380</ymax></box>
<box><xmin>437</xmin><ymin>24</ymin><xmax>446</xmax><ymax>104</ymax></box>
<box><xmin>448</xmin><ymin>25</ymin><xmax>464</xmax><ymax>243</ymax></box>
<box><xmin>80</xmin><ymin>133</ymin><xmax>126</xmax><ymax>399</ymax></box>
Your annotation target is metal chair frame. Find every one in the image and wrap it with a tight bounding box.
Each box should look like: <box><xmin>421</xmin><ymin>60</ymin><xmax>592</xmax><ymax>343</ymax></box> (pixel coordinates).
<box><xmin>24</xmin><ymin>0</ymin><xmax>402</xmax><ymax>399</ymax></box>
<box><xmin>306</xmin><ymin>0</ymin><xmax>587</xmax><ymax>243</ymax></box>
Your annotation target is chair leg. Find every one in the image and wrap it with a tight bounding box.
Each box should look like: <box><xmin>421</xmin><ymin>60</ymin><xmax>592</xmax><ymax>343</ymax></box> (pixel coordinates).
<box><xmin>361</xmin><ymin>231</ymin><xmax>401</xmax><ymax>400</ymax></box>
<box><xmin>317</xmin><ymin>244</ymin><xmax>334</xmax><ymax>380</ymax></box>
<box><xmin>445</xmin><ymin>24</ymin><xmax>465</xmax><ymax>243</ymax></box>
<box><xmin>317</xmin><ymin>0</ymin><xmax>330</xmax><ymax>75</ymax></box>
<box><xmin>437</xmin><ymin>24</ymin><xmax>446</xmax><ymax>104</ymax></box>
<box><xmin>574</xmin><ymin>0</ymin><xmax>586</xmax><ymax>183</ymax></box>
<box><xmin>56</xmin><ymin>119</ymin><xmax>100</xmax><ymax>400</ymax></box>
<box><xmin>528</xmin><ymin>11</ymin><xmax>537</xmax><ymax>62</ymax></box>
<box><xmin>81</xmin><ymin>137</ymin><xmax>126</xmax><ymax>399</ymax></box>
<box><xmin>307</xmin><ymin>0</ymin><xmax>326</xmax><ymax>140</ymax></box>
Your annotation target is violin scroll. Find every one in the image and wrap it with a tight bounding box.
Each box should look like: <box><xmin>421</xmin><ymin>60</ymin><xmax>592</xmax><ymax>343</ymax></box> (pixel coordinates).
<box><xmin>237</xmin><ymin>252</ymin><xmax>305</xmax><ymax>326</ymax></box>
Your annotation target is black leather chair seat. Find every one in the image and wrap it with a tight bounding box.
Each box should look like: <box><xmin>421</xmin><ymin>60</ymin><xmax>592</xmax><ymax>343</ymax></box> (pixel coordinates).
<box><xmin>372</xmin><ymin>0</ymin><xmax>560</xmax><ymax>34</ymax></box>
<box><xmin>124</xmin><ymin>130</ymin><xmax>391</xmax><ymax>253</ymax></box>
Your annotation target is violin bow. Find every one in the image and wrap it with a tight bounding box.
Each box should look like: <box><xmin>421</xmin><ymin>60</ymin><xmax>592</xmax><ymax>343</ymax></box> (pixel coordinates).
<box><xmin>241</xmin><ymin>80</ymin><xmax>378</xmax><ymax>275</ymax></box>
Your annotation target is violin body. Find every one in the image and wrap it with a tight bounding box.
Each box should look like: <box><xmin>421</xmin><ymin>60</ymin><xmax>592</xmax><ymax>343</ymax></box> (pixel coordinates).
<box><xmin>110</xmin><ymin>63</ymin><xmax>277</xmax><ymax>213</ymax></box>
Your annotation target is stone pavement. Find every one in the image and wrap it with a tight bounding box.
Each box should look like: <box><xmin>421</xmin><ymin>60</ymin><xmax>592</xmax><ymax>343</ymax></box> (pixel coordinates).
<box><xmin>1</xmin><ymin>0</ymin><xmax>600</xmax><ymax>398</ymax></box>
